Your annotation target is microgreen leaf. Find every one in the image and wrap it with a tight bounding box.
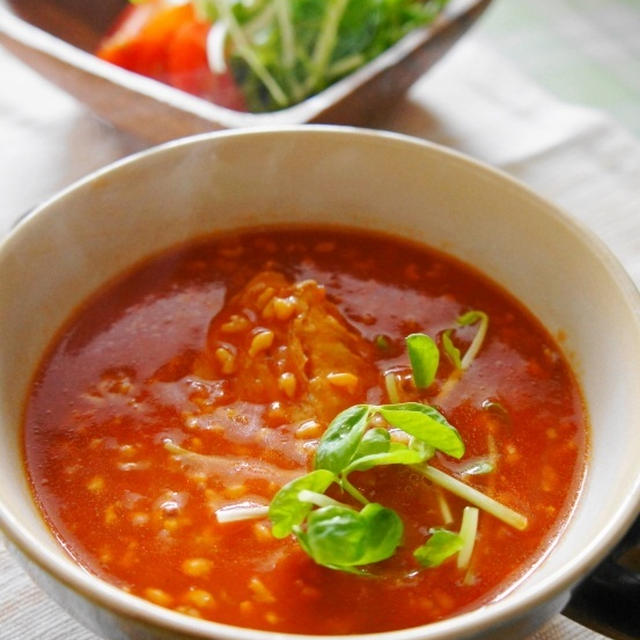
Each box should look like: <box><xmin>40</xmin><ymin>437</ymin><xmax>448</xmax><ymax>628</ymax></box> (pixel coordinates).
<box><xmin>293</xmin><ymin>529</ymin><xmax>366</xmax><ymax>575</ymax></box>
<box><xmin>409</xmin><ymin>437</ymin><xmax>436</xmax><ymax>461</ymax></box>
<box><xmin>268</xmin><ymin>469</ymin><xmax>336</xmax><ymax>538</ymax></box>
<box><xmin>442</xmin><ymin>329</ymin><xmax>462</xmax><ymax>369</ymax></box>
<box><xmin>344</xmin><ymin>442</ymin><xmax>429</xmax><ymax>474</ymax></box>
<box><xmin>413</xmin><ymin>529</ymin><xmax>463</xmax><ymax>568</ymax></box>
<box><xmin>377</xmin><ymin>403</ymin><xmax>465</xmax><ymax>459</ymax></box>
<box><xmin>406</xmin><ymin>333</ymin><xmax>439</xmax><ymax>389</ymax></box>
<box><xmin>293</xmin><ymin>503</ymin><xmax>403</xmax><ymax>570</ymax></box>
<box><xmin>353</xmin><ymin>427</ymin><xmax>390</xmax><ymax>459</ymax></box>
<box><xmin>315</xmin><ymin>404</ymin><xmax>371</xmax><ymax>474</ymax></box>
<box><xmin>357</xmin><ymin>503</ymin><xmax>404</xmax><ymax>565</ymax></box>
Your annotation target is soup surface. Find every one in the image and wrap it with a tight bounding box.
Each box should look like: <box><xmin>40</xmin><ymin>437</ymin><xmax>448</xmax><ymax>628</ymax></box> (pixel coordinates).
<box><xmin>24</xmin><ymin>227</ymin><xmax>586</xmax><ymax>634</ymax></box>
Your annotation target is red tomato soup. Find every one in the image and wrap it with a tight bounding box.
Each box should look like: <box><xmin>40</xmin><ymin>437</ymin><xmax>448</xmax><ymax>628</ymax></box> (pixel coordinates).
<box><xmin>24</xmin><ymin>227</ymin><xmax>587</xmax><ymax>634</ymax></box>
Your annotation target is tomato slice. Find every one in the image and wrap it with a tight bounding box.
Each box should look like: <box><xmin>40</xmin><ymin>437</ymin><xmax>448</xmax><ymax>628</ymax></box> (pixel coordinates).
<box><xmin>97</xmin><ymin>1</ymin><xmax>190</xmax><ymax>82</ymax></box>
<box><xmin>96</xmin><ymin>0</ymin><xmax>245</xmax><ymax>110</ymax></box>
<box><xmin>167</xmin><ymin>19</ymin><xmax>246</xmax><ymax>110</ymax></box>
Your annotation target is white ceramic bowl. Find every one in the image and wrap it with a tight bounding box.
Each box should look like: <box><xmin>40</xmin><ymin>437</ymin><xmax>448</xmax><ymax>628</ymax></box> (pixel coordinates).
<box><xmin>0</xmin><ymin>127</ymin><xmax>639</xmax><ymax>640</ymax></box>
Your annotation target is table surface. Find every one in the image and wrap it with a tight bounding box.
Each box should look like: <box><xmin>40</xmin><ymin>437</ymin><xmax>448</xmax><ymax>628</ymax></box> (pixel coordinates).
<box><xmin>1</xmin><ymin>1</ymin><xmax>639</xmax><ymax>639</ymax></box>
<box><xmin>480</xmin><ymin>0</ymin><xmax>640</xmax><ymax>137</ymax></box>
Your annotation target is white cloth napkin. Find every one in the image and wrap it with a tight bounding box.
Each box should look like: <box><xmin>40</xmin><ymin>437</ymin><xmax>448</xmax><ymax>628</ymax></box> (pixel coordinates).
<box><xmin>1</xmin><ymin>32</ymin><xmax>638</xmax><ymax>640</ymax></box>
<box><xmin>0</xmin><ymin>50</ymin><xmax>145</xmax><ymax>238</ymax></box>
<box><xmin>382</xmin><ymin>39</ymin><xmax>640</xmax><ymax>285</ymax></box>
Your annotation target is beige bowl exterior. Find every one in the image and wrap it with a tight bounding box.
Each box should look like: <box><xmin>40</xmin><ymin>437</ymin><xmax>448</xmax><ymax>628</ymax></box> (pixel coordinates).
<box><xmin>0</xmin><ymin>127</ymin><xmax>639</xmax><ymax>640</ymax></box>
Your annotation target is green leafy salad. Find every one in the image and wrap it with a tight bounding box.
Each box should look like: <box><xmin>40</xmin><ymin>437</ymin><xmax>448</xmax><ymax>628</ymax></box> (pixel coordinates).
<box><xmin>196</xmin><ymin>0</ymin><xmax>451</xmax><ymax>111</ymax></box>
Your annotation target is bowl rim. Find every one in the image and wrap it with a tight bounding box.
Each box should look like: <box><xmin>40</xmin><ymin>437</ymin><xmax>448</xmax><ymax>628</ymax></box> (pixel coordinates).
<box><xmin>1</xmin><ymin>125</ymin><xmax>640</xmax><ymax>640</ymax></box>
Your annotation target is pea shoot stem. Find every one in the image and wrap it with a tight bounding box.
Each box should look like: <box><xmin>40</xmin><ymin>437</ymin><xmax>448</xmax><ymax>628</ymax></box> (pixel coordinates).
<box><xmin>340</xmin><ymin>475</ymin><xmax>370</xmax><ymax>505</ymax></box>
<box><xmin>460</xmin><ymin>313</ymin><xmax>488</xmax><ymax>369</ymax></box>
<box><xmin>297</xmin><ymin>490</ymin><xmax>353</xmax><ymax>510</ymax></box>
<box><xmin>457</xmin><ymin>506</ymin><xmax>479</xmax><ymax>570</ymax></box>
<box><xmin>384</xmin><ymin>371</ymin><xmax>401</xmax><ymax>403</ymax></box>
<box><xmin>415</xmin><ymin>464</ymin><xmax>528</xmax><ymax>531</ymax></box>
<box><xmin>436</xmin><ymin>311</ymin><xmax>489</xmax><ymax>402</ymax></box>
<box><xmin>210</xmin><ymin>0</ymin><xmax>288</xmax><ymax>106</ymax></box>
<box><xmin>307</xmin><ymin>0</ymin><xmax>350</xmax><ymax>91</ymax></box>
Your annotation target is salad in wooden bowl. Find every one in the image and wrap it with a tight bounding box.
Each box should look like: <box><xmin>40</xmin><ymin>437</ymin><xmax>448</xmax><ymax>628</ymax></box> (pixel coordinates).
<box><xmin>0</xmin><ymin>0</ymin><xmax>490</xmax><ymax>140</ymax></box>
<box><xmin>96</xmin><ymin>0</ymin><xmax>453</xmax><ymax>113</ymax></box>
